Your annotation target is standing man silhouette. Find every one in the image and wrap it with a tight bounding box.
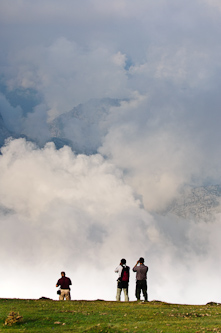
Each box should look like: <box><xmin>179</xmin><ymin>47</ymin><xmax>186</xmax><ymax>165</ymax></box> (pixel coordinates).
<box><xmin>56</xmin><ymin>271</ymin><xmax>72</xmax><ymax>300</ymax></box>
<box><xmin>115</xmin><ymin>258</ymin><xmax>130</xmax><ymax>301</ymax></box>
<box><xmin>133</xmin><ymin>257</ymin><xmax>148</xmax><ymax>301</ymax></box>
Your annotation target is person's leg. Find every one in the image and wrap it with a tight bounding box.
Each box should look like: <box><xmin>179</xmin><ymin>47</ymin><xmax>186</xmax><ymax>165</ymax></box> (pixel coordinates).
<box><xmin>141</xmin><ymin>281</ymin><xmax>148</xmax><ymax>301</ymax></box>
<box><xmin>135</xmin><ymin>281</ymin><xmax>141</xmax><ymax>300</ymax></box>
<box><xmin>59</xmin><ymin>290</ymin><xmax>65</xmax><ymax>300</ymax></box>
<box><xmin>64</xmin><ymin>290</ymin><xmax>71</xmax><ymax>300</ymax></box>
<box><xmin>123</xmin><ymin>288</ymin><xmax>129</xmax><ymax>301</ymax></box>
<box><xmin>116</xmin><ymin>288</ymin><xmax>122</xmax><ymax>301</ymax></box>
<box><xmin>116</xmin><ymin>280</ymin><xmax>122</xmax><ymax>301</ymax></box>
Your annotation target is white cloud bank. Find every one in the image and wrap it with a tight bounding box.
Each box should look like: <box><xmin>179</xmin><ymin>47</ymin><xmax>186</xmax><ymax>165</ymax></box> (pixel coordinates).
<box><xmin>0</xmin><ymin>139</ymin><xmax>221</xmax><ymax>304</ymax></box>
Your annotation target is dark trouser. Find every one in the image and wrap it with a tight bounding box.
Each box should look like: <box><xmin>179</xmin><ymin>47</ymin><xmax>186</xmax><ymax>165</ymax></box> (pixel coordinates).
<box><xmin>136</xmin><ymin>280</ymin><xmax>148</xmax><ymax>301</ymax></box>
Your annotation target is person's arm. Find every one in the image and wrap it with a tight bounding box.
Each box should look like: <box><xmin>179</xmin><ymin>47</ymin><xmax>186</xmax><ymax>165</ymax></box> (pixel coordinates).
<box><xmin>115</xmin><ymin>264</ymin><xmax>121</xmax><ymax>273</ymax></box>
<box><xmin>56</xmin><ymin>279</ymin><xmax>60</xmax><ymax>287</ymax></box>
<box><xmin>132</xmin><ymin>260</ymin><xmax>140</xmax><ymax>272</ymax></box>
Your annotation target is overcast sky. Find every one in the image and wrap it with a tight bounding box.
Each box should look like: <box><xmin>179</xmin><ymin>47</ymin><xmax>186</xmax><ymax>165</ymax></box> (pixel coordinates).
<box><xmin>0</xmin><ymin>0</ymin><xmax>221</xmax><ymax>304</ymax></box>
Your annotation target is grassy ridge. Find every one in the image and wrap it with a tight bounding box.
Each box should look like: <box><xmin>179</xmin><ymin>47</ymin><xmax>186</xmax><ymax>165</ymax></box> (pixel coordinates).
<box><xmin>0</xmin><ymin>298</ymin><xmax>221</xmax><ymax>332</ymax></box>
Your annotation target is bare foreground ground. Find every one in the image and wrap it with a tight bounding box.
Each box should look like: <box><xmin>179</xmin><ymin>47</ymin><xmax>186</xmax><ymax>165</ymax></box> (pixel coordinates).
<box><xmin>0</xmin><ymin>298</ymin><xmax>221</xmax><ymax>332</ymax></box>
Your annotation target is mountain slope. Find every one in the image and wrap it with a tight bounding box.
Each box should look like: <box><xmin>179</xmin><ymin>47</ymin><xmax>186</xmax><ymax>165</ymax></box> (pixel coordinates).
<box><xmin>166</xmin><ymin>185</ymin><xmax>221</xmax><ymax>219</ymax></box>
<box><xmin>0</xmin><ymin>113</ymin><xmax>12</xmax><ymax>147</ymax></box>
<box><xmin>49</xmin><ymin>98</ymin><xmax>121</xmax><ymax>154</ymax></box>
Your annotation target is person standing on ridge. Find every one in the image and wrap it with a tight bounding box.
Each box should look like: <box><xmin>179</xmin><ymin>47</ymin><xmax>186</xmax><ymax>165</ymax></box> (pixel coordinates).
<box><xmin>132</xmin><ymin>257</ymin><xmax>148</xmax><ymax>301</ymax></box>
<box><xmin>115</xmin><ymin>258</ymin><xmax>130</xmax><ymax>301</ymax></box>
<box><xmin>56</xmin><ymin>271</ymin><xmax>72</xmax><ymax>300</ymax></box>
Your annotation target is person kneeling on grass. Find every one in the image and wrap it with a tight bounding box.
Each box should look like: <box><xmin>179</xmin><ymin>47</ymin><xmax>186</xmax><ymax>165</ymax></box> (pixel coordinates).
<box><xmin>56</xmin><ymin>271</ymin><xmax>72</xmax><ymax>300</ymax></box>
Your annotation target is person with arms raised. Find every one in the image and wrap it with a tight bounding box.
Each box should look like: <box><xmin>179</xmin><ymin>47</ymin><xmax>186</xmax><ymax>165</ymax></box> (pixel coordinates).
<box><xmin>133</xmin><ymin>257</ymin><xmax>148</xmax><ymax>301</ymax></box>
<box><xmin>115</xmin><ymin>258</ymin><xmax>130</xmax><ymax>301</ymax></box>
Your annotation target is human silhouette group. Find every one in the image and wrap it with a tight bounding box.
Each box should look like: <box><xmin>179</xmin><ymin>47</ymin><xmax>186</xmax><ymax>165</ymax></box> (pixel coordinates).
<box><xmin>115</xmin><ymin>257</ymin><xmax>148</xmax><ymax>302</ymax></box>
<box><xmin>56</xmin><ymin>257</ymin><xmax>148</xmax><ymax>302</ymax></box>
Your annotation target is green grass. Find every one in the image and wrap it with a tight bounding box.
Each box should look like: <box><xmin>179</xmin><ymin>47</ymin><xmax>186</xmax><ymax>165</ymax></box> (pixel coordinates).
<box><xmin>0</xmin><ymin>298</ymin><xmax>221</xmax><ymax>332</ymax></box>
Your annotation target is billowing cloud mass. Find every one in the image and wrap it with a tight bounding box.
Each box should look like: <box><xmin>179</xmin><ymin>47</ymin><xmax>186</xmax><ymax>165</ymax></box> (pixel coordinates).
<box><xmin>0</xmin><ymin>0</ymin><xmax>221</xmax><ymax>304</ymax></box>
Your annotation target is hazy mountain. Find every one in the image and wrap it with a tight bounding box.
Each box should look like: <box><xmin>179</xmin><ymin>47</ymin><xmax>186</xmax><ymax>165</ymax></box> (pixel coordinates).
<box><xmin>164</xmin><ymin>185</ymin><xmax>221</xmax><ymax>220</ymax></box>
<box><xmin>0</xmin><ymin>97</ymin><xmax>122</xmax><ymax>152</ymax></box>
<box><xmin>0</xmin><ymin>112</ymin><xmax>12</xmax><ymax>147</ymax></box>
<box><xmin>0</xmin><ymin>112</ymin><xmax>29</xmax><ymax>149</ymax></box>
<box><xmin>49</xmin><ymin>98</ymin><xmax>122</xmax><ymax>154</ymax></box>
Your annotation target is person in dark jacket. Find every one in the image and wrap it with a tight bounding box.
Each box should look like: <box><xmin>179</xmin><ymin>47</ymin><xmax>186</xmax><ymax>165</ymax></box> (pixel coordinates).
<box><xmin>56</xmin><ymin>271</ymin><xmax>72</xmax><ymax>300</ymax></box>
<box><xmin>132</xmin><ymin>257</ymin><xmax>148</xmax><ymax>301</ymax></box>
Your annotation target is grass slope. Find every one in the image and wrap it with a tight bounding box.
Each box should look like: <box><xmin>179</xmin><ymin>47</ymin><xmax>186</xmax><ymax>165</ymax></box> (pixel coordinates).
<box><xmin>0</xmin><ymin>298</ymin><xmax>221</xmax><ymax>332</ymax></box>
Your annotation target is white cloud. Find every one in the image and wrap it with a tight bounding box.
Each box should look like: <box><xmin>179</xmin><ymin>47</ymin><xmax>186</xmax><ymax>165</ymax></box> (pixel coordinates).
<box><xmin>0</xmin><ymin>138</ymin><xmax>153</xmax><ymax>300</ymax></box>
<box><xmin>99</xmin><ymin>96</ymin><xmax>203</xmax><ymax>211</ymax></box>
<box><xmin>0</xmin><ymin>139</ymin><xmax>221</xmax><ymax>304</ymax></box>
<box><xmin>0</xmin><ymin>139</ymin><xmax>139</xmax><ymax>217</ymax></box>
<box><xmin>2</xmin><ymin>38</ymin><xmax>129</xmax><ymax>119</ymax></box>
<box><xmin>1</xmin><ymin>0</ymin><xmax>221</xmax><ymax>304</ymax></box>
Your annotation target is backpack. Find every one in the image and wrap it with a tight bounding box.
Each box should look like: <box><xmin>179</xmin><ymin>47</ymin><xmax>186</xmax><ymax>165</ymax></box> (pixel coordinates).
<box><xmin>121</xmin><ymin>266</ymin><xmax>129</xmax><ymax>282</ymax></box>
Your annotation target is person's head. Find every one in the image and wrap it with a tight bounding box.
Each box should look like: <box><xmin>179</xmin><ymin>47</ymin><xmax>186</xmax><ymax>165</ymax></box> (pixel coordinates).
<box><xmin>139</xmin><ymin>257</ymin><xmax>144</xmax><ymax>264</ymax></box>
<box><xmin>121</xmin><ymin>258</ymin><xmax>126</xmax><ymax>265</ymax></box>
<box><xmin>61</xmin><ymin>271</ymin><xmax>66</xmax><ymax>277</ymax></box>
